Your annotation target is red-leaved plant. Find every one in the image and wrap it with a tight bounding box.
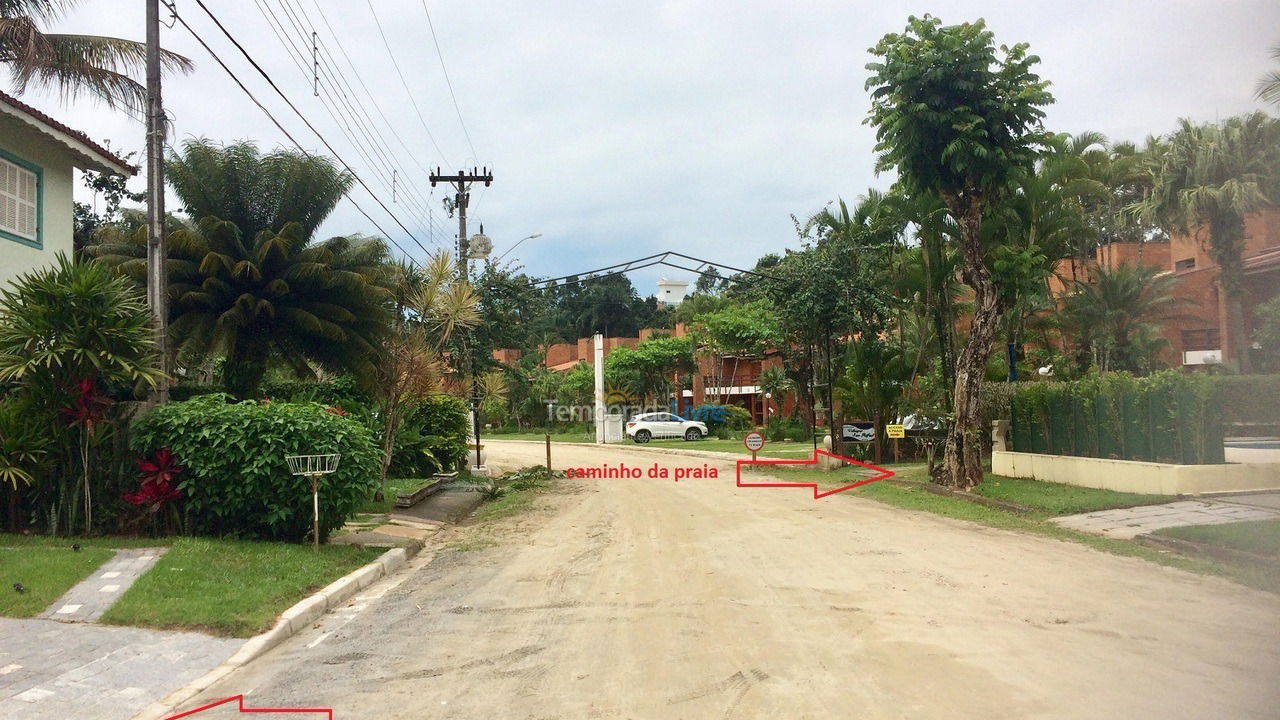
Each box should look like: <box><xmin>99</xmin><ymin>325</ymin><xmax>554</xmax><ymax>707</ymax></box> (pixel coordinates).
<box><xmin>123</xmin><ymin>448</ymin><xmax>184</xmax><ymax>535</ymax></box>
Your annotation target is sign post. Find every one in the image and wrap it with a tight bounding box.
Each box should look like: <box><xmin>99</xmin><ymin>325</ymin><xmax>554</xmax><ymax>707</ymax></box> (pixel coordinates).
<box><xmin>886</xmin><ymin>423</ymin><xmax>905</xmax><ymax>464</ymax></box>
<box><xmin>744</xmin><ymin>430</ymin><xmax>765</xmax><ymax>464</ymax></box>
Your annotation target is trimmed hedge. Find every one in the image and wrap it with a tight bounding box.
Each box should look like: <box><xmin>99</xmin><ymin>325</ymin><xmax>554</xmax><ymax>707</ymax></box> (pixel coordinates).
<box><xmin>1010</xmin><ymin>371</ymin><xmax>1224</xmax><ymax>465</ymax></box>
<box><xmin>131</xmin><ymin>395</ymin><xmax>379</xmax><ymax>542</ymax></box>
<box><xmin>1214</xmin><ymin>375</ymin><xmax>1280</xmax><ymax>428</ymax></box>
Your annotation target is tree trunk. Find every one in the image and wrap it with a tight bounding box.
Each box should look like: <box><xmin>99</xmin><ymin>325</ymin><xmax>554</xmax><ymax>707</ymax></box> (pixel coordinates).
<box><xmin>940</xmin><ymin>190</ymin><xmax>1002</xmax><ymax>490</ymax></box>
<box><xmin>223</xmin><ymin>332</ymin><xmax>271</xmax><ymax>399</ymax></box>
<box><xmin>1209</xmin><ymin>216</ymin><xmax>1252</xmax><ymax>374</ymax></box>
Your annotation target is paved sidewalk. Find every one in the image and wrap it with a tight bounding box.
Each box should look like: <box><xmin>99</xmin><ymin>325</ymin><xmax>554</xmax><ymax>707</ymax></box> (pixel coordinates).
<box><xmin>1052</xmin><ymin>500</ymin><xmax>1280</xmax><ymax>539</ymax></box>
<box><xmin>0</xmin><ymin>618</ymin><xmax>240</xmax><ymax>720</ymax></box>
<box><xmin>38</xmin><ymin>548</ymin><xmax>166</xmax><ymax>623</ymax></box>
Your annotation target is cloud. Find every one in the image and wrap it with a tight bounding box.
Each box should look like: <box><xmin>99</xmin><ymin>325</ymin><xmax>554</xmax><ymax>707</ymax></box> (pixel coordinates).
<box><xmin>8</xmin><ymin>0</ymin><xmax>1278</xmax><ymax>295</ymax></box>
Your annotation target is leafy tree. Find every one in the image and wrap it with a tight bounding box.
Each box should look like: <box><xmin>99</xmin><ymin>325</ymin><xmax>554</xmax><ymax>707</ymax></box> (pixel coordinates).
<box><xmin>1060</xmin><ymin>263</ymin><xmax>1185</xmax><ymax>374</ymax></box>
<box><xmin>1139</xmin><ymin>112</ymin><xmax>1280</xmax><ymax>373</ymax></box>
<box><xmin>0</xmin><ymin>0</ymin><xmax>191</xmax><ymax>112</ymax></box>
<box><xmin>866</xmin><ymin>15</ymin><xmax>1053</xmax><ymax>488</ymax></box>
<box><xmin>689</xmin><ymin>301</ymin><xmax>781</xmax><ymax>403</ymax></box>
<box><xmin>73</xmin><ymin>151</ymin><xmax>144</xmax><ymax>253</ymax></box>
<box><xmin>765</xmin><ymin>192</ymin><xmax>899</xmax><ymax>450</ymax></box>
<box><xmin>607</xmin><ymin>335</ymin><xmax>695</xmax><ymax>404</ymax></box>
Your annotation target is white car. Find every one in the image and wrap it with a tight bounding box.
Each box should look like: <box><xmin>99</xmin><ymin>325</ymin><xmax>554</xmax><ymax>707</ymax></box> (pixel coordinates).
<box><xmin>626</xmin><ymin>412</ymin><xmax>707</xmax><ymax>443</ymax></box>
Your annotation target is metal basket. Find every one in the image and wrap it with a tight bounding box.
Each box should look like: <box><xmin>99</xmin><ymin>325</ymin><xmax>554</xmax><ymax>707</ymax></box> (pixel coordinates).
<box><xmin>285</xmin><ymin>454</ymin><xmax>341</xmax><ymax>476</ymax></box>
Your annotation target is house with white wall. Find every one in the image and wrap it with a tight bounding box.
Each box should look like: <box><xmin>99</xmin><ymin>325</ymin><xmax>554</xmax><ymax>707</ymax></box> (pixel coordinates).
<box><xmin>0</xmin><ymin>91</ymin><xmax>134</xmax><ymax>289</ymax></box>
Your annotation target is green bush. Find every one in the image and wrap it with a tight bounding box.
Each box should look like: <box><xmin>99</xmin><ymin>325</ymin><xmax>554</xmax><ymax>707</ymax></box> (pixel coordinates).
<box><xmin>131</xmin><ymin>395</ymin><xmax>379</xmax><ymax>542</ymax></box>
<box><xmin>722</xmin><ymin>404</ymin><xmax>753</xmax><ymax>431</ymax></box>
<box><xmin>1010</xmin><ymin>370</ymin><xmax>1224</xmax><ymax>464</ymax></box>
<box><xmin>390</xmin><ymin>394</ymin><xmax>469</xmax><ymax>477</ymax></box>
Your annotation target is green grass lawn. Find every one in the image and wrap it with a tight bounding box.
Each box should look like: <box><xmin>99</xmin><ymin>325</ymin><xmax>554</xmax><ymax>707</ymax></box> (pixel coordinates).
<box><xmin>972</xmin><ymin>475</ymin><xmax>1170</xmax><ymax>515</ymax></box>
<box><xmin>355</xmin><ymin>476</ymin><xmax>437</xmax><ymax>514</ymax></box>
<box><xmin>1156</xmin><ymin>519</ymin><xmax>1280</xmax><ymax>556</ymax></box>
<box><xmin>0</xmin><ymin>543</ymin><xmax>113</xmax><ymax>617</ymax></box>
<box><xmin>100</xmin><ymin>537</ymin><xmax>381</xmax><ymax>637</ymax></box>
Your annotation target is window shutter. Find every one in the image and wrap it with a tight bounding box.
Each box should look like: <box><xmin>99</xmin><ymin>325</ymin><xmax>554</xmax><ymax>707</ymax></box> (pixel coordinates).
<box><xmin>0</xmin><ymin>157</ymin><xmax>38</xmax><ymax>242</ymax></box>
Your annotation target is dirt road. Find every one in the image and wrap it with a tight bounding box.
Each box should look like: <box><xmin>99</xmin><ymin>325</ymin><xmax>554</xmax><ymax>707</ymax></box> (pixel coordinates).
<box><xmin>187</xmin><ymin>440</ymin><xmax>1280</xmax><ymax>719</ymax></box>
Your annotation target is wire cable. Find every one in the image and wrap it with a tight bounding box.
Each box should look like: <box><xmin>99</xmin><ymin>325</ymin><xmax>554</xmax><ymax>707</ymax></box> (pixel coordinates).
<box><xmin>165</xmin><ymin>1</ymin><xmax>422</xmax><ymax>264</ymax></box>
<box><xmin>420</xmin><ymin>0</ymin><xmax>478</xmax><ymax>162</ymax></box>
<box><xmin>362</xmin><ymin>0</ymin><xmax>452</xmax><ymax>168</ymax></box>
<box><xmin>181</xmin><ymin>0</ymin><xmax>432</xmax><ymax>257</ymax></box>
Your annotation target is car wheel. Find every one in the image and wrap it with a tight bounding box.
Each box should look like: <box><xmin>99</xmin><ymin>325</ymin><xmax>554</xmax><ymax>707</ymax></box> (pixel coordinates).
<box><xmin>684</xmin><ymin>428</ymin><xmax>703</xmax><ymax>441</ymax></box>
<box><xmin>634</xmin><ymin>429</ymin><xmax>651</xmax><ymax>444</ymax></box>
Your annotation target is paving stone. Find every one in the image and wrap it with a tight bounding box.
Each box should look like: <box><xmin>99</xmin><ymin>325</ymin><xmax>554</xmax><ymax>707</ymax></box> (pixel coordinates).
<box><xmin>38</xmin><ymin>548</ymin><xmax>166</xmax><ymax>623</ymax></box>
<box><xmin>1053</xmin><ymin>499</ymin><xmax>1280</xmax><ymax>539</ymax></box>
<box><xmin>0</xmin><ymin>618</ymin><xmax>240</xmax><ymax>720</ymax></box>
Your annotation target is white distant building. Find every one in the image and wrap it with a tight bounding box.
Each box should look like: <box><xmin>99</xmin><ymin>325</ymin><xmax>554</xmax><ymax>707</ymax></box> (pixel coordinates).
<box><xmin>656</xmin><ymin>279</ymin><xmax>689</xmax><ymax>307</ymax></box>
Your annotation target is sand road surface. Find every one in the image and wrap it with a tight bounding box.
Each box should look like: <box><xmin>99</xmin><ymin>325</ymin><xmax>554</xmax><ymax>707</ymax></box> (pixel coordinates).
<box><xmin>184</xmin><ymin>440</ymin><xmax>1280</xmax><ymax>719</ymax></box>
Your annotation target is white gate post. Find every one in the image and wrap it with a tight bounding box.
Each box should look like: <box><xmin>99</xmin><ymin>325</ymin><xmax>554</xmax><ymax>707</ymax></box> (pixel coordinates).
<box><xmin>594</xmin><ymin>333</ymin><xmax>606</xmax><ymax>444</ymax></box>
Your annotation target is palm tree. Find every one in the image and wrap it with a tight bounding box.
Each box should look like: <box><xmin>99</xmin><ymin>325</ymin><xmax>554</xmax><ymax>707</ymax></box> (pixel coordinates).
<box><xmin>1</xmin><ymin>0</ymin><xmax>191</xmax><ymax>113</ymax></box>
<box><xmin>1061</xmin><ymin>263</ymin><xmax>1186</xmax><ymax>374</ymax></box>
<box><xmin>88</xmin><ymin>139</ymin><xmax>399</xmax><ymax>397</ymax></box>
<box><xmin>1257</xmin><ymin>44</ymin><xmax>1280</xmax><ymax>107</ymax></box>
<box><xmin>91</xmin><ymin>217</ymin><xmax>397</xmax><ymax>398</ymax></box>
<box><xmin>1138</xmin><ymin>112</ymin><xmax>1280</xmax><ymax>372</ymax></box>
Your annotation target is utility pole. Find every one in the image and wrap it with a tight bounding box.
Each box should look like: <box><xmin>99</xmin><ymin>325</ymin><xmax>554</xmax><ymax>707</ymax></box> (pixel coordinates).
<box><xmin>145</xmin><ymin>0</ymin><xmax>169</xmax><ymax>403</ymax></box>
<box><xmin>428</xmin><ymin>167</ymin><xmax>493</xmax><ymax>471</ymax></box>
<box><xmin>429</xmin><ymin>167</ymin><xmax>492</xmax><ymax>273</ymax></box>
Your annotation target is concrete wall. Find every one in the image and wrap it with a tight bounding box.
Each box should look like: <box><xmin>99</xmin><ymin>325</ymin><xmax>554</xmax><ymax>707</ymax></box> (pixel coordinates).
<box><xmin>0</xmin><ymin>113</ymin><xmax>74</xmax><ymax>291</ymax></box>
<box><xmin>992</xmin><ymin>450</ymin><xmax>1280</xmax><ymax>496</ymax></box>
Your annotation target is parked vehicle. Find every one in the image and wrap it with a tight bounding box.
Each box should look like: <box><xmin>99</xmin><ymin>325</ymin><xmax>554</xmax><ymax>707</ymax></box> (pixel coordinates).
<box><xmin>626</xmin><ymin>412</ymin><xmax>707</xmax><ymax>443</ymax></box>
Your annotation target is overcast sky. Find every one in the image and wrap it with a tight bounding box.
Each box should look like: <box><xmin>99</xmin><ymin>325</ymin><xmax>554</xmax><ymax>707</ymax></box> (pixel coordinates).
<box><xmin>10</xmin><ymin>1</ymin><xmax>1279</xmax><ymax>295</ymax></box>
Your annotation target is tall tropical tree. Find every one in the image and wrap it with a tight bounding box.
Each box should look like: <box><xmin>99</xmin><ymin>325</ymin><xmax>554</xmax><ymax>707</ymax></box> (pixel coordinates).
<box><xmin>866</xmin><ymin>15</ymin><xmax>1053</xmax><ymax>488</ymax></box>
<box><xmin>1060</xmin><ymin>263</ymin><xmax>1186</xmax><ymax>374</ymax></box>
<box><xmin>1</xmin><ymin>0</ymin><xmax>191</xmax><ymax>112</ymax></box>
<box><xmin>373</xmin><ymin>252</ymin><xmax>479</xmax><ymax>500</ymax></box>
<box><xmin>1139</xmin><ymin>112</ymin><xmax>1280</xmax><ymax>373</ymax></box>
<box><xmin>89</xmin><ymin>140</ymin><xmax>399</xmax><ymax>396</ymax></box>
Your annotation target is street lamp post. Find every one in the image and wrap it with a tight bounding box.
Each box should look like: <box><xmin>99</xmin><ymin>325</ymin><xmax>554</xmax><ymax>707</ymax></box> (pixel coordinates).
<box><xmin>493</xmin><ymin>233</ymin><xmax>544</xmax><ymax>264</ymax></box>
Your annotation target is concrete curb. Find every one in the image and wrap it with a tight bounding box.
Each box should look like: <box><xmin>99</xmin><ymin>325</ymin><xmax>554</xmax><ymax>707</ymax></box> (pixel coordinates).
<box><xmin>129</xmin><ymin>542</ymin><xmax>421</xmax><ymax>720</ymax></box>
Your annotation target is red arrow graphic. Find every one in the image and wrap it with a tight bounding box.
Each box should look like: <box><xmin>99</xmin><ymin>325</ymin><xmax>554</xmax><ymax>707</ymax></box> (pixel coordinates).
<box><xmin>166</xmin><ymin>695</ymin><xmax>332</xmax><ymax>719</ymax></box>
<box><xmin>736</xmin><ymin>449</ymin><xmax>894</xmax><ymax>499</ymax></box>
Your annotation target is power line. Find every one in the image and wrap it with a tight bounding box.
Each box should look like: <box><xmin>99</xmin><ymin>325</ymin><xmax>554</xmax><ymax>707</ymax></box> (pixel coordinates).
<box><xmin>363</xmin><ymin>0</ymin><xmax>452</xmax><ymax>168</ymax></box>
<box><xmin>164</xmin><ymin>1</ymin><xmax>423</xmax><ymax>264</ymax></box>
<box><xmin>181</xmin><ymin>0</ymin><xmax>431</xmax><ymax>257</ymax></box>
<box><xmin>252</xmin><ymin>0</ymin><xmax>443</xmax><ymax>240</ymax></box>
<box><xmin>301</xmin><ymin>0</ymin><xmax>454</xmax><ymax>238</ymax></box>
<box><xmin>420</xmin><ymin>0</ymin><xmax>478</xmax><ymax>162</ymax></box>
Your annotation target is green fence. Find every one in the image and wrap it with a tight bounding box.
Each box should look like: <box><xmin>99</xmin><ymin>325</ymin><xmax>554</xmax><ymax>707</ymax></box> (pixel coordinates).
<box><xmin>1010</xmin><ymin>371</ymin><xmax>1225</xmax><ymax>465</ymax></box>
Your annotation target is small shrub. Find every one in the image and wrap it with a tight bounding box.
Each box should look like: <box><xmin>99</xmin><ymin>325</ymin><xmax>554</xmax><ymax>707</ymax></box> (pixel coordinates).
<box><xmin>131</xmin><ymin>395</ymin><xmax>378</xmax><ymax>542</ymax></box>
<box><xmin>722</xmin><ymin>404</ymin><xmax>753</xmax><ymax>431</ymax></box>
<box><xmin>391</xmin><ymin>394</ymin><xmax>469</xmax><ymax>477</ymax></box>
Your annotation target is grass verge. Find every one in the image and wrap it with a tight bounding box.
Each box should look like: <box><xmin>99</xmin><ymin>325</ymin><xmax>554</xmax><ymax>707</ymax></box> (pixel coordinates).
<box><xmin>1155</xmin><ymin>519</ymin><xmax>1280</xmax><ymax>556</ymax></box>
<box><xmin>100</xmin><ymin>537</ymin><xmax>380</xmax><ymax>637</ymax></box>
<box><xmin>356</xmin><ymin>476</ymin><xmax>437</xmax><ymax>515</ymax></box>
<box><xmin>763</xmin><ymin>466</ymin><xmax>1280</xmax><ymax>594</ymax></box>
<box><xmin>0</xmin><ymin>543</ymin><xmax>113</xmax><ymax>617</ymax></box>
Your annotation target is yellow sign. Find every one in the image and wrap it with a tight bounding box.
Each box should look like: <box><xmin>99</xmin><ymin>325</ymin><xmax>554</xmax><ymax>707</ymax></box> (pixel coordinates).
<box><xmin>886</xmin><ymin>424</ymin><xmax>906</xmax><ymax>439</ymax></box>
